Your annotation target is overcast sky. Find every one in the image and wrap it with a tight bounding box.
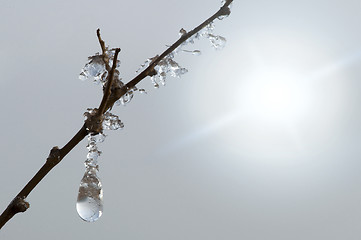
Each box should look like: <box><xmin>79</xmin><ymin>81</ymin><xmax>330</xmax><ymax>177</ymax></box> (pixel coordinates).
<box><xmin>1</xmin><ymin>0</ymin><xmax>361</xmax><ymax>239</ymax></box>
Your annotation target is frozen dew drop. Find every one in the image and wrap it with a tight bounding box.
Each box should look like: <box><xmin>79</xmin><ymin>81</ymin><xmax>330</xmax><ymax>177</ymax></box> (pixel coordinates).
<box><xmin>88</xmin><ymin>133</ymin><xmax>106</xmax><ymax>143</ymax></box>
<box><xmin>151</xmin><ymin>76</ymin><xmax>160</xmax><ymax>88</ymax></box>
<box><xmin>119</xmin><ymin>90</ymin><xmax>134</xmax><ymax>106</ymax></box>
<box><xmin>208</xmin><ymin>34</ymin><xmax>227</xmax><ymax>50</ymax></box>
<box><xmin>192</xmin><ymin>50</ymin><xmax>201</xmax><ymax>56</ymax></box>
<box><xmin>204</xmin><ymin>22</ymin><xmax>215</xmax><ymax>35</ymax></box>
<box><xmin>88</xmin><ymin>60</ymin><xmax>105</xmax><ymax>78</ymax></box>
<box><xmin>159</xmin><ymin>72</ymin><xmax>167</xmax><ymax>85</ymax></box>
<box><xmin>181</xmin><ymin>49</ymin><xmax>201</xmax><ymax>56</ymax></box>
<box><xmin>79</xmin><ymin>72</ymin><xmax>88</xmax><ymax>81</ymax></box>
<box><xmin>76</xmin><ymin>167</ymin><xmax>103</xmax><ymax>222</ymax></box>
<box><xmin>139</xmin><ymin>88</ymin><xmax>147</xmax><ymax>94</ymax></box>
<box><xmin>103</xmin><ymin>112</ymin><xmax>124</xmax><ymax>130</ymax></box>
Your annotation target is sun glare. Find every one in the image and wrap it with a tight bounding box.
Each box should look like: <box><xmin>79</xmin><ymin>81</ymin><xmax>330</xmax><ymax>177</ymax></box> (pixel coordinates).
<box><xmin>239</xmin><ymin>67</ymin><xmax>312</xmax><ymax>124</ymax></box>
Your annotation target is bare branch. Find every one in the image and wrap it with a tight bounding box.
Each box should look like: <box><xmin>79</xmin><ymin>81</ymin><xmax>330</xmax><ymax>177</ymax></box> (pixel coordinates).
<box><xmin>98</xmin><ymin>48</ymin><xmax>121</xmax><ymax>115</ymax></box>
<box><xmin>96</xmin><ymin>29</ymin><xmax>111</xmax><ymax>72</ymax></box>
<box><xmin>0</xmin><ymin>0</ymin><xmax>233</xmax><ymax>229</ymax></box>
<box><xmin>125</xmin><ymin>0</ymin><xmax>233</xmax><ymax>90</ymax></box>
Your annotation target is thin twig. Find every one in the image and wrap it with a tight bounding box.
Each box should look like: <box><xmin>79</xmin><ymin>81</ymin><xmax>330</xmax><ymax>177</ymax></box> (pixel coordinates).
<box><xmin>125</xmin><ymin>0</ymin><xmax>233</xmax><ymax>89</ymax></box>
<box><xmin>0</xmin><ymin>0</ymin><xmax>233</xmax><ymax>229</ymax></box>
<box><xmin>98</xmin><ymin>48</ymin><xmax>121</xmax><ymax>115</ymax></box>
<box><xmin>97</xmin><ymin>29</ymin><xmax>111</xmax><ymax>72</ymax></box>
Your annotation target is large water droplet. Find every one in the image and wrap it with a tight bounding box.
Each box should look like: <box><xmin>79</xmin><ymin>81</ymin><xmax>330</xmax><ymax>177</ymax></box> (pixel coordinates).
<box><xmin>76</xmin><ymin>167</ymin><xmax>103</xmax><ymax>222</ymax></box>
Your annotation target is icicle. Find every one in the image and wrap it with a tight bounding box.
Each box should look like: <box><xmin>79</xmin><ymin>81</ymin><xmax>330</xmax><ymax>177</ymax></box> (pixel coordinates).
<box><xmin>76</xmin><ymin>133</ymin><xmax>106</xmax><ymax>222</ymax></box>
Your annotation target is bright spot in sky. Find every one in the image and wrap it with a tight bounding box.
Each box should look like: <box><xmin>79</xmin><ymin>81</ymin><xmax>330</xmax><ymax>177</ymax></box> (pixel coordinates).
<box><xmin>186</xmin><ymin>31</ymin><xmax>352</xmax><ymax>165</ymax></box>
<box><xmin>239</xmin><ymin>67</ymin><xmax>313</xmax><ymax>124</ymax></box>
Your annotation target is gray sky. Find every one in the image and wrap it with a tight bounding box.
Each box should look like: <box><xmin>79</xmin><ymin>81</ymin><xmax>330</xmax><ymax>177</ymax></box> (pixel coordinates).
<box><xmin>1</xmin><ymin>0</ymin><xmax>361</xmax><ymax>239</ymax></box>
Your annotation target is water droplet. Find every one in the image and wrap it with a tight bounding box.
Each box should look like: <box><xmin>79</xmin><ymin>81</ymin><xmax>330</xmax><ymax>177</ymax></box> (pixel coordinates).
<box><xmin>192</xmin><ymin>50</ymin><xmax>201</xmax><ymax>56</ymax></box>
<box><xmin>208</xmin><ymin>34</ymin><xmax>226</xmax><ymax>50</ymax></box>
<box><xmin>139</xmin><ymin>89</ymin><xmax>147</xmax><ymax>94</ymax></box>
<box><xmin>76</xmin><ymin>167</ymin><xmax>103</xmax><ymax>222</ymax></box>
<box><xmin>79</xmin><ymin>72</ymin><xmax>88</xmax><ymax>81</ymax></box>
<box><xmin>103</xmin><ymin>112</ymin><xmax>124</xmax><ymax>130</ymax></box>
<box><xmin>151</xmin><ymin>76</ymin><xmax>160</xmax><ymax>88</ymax></box>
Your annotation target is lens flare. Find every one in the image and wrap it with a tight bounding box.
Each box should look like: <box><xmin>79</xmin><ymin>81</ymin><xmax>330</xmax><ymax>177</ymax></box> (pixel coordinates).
<box><xmin>239</xmin><ymin>67</ymin><xmax>313</xmax><ymax>124</ymax></box>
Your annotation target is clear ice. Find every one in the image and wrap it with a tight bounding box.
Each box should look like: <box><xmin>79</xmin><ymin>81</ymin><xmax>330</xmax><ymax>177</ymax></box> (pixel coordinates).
<box><xmin>77</xmin><ymin>133</ymin><xmax>106</xmax><ymax>222</ymax></box>
<box><xmin>103</xmin><ymin>112</ymin><xmax>124</xmax><ymax>130</ymax></box>
<box><xmin>208</xmin><ymin>34</ymin><xmax>226</xmax><ymax>50</ymax></box>
<box><xmin>76</xmin><ymin>166</ymin><xmax>103</xmax><ymax>222</ymax></box>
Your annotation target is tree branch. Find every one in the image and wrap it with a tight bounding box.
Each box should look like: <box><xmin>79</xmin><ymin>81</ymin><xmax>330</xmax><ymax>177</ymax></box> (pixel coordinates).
<box><xmin>98</xmin><ymin>47</ymin><xmax>121</xmax><ymax>115</ymax></box>
<box><xmin>0</xmin><ymin>0</ymin><xmax>233</xmax><ymax>230</ymax></box>
<box><xmin>105</xmin><ymin>0</ymin><xmax>233</xmax><ymax>110</ymax></box>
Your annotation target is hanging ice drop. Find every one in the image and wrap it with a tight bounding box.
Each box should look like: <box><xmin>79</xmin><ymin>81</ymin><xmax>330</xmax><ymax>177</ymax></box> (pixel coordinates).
<box><xmin>76</xmin><ymin>167</ymin><xmax>103</xmax><ymax>222</ymax></box>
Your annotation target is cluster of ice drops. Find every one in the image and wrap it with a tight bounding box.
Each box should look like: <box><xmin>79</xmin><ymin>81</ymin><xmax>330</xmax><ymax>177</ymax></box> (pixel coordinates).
<box><xmin>76</xmin><ymin>0</ymin><xmax>232</xmax><ymax>222</ymax></box>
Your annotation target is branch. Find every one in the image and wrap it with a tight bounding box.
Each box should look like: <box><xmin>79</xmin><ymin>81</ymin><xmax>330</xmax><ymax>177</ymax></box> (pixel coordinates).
<box><xmin>105</xmin><ymin>0</ymin><xmax>234</xmax><ymax>110</ymax></box>
<box><xmin>0</xmin><ymin>0</ymin><xmax>233</xmax><ymax>229</ymax></box>
<box><xmin>126</xmin><ymin>0</ymin><xmax>233</xmax><ymax>89</ymax></box>
<box><xmin>96</xmin><ymin>29</ymin><xmax>111</xmax><ymax>72</ymax></box>
<box><xmin>98</xmin><ymin>47</ymin><xmax>121</xmax><ymax>115</ymax></box>
<box><xmin>0</xmin><ymin>125</ymin><xmax>88</xmax><ymax>229</ymax></box>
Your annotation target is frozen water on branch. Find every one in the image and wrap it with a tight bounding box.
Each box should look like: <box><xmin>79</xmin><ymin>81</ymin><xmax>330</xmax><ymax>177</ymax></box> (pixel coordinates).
<box><xmin>79</xmin><ymin>54</ymin><xmax>107</xmax><ymax>85</ymax></box>
<box><xmin>76</xmin><ymin>166</ymin><xmax>103</xmax><ymax>222</ymax></box>
<box><xmin>207</xmin><ymin>34</ymin><xmax>227</xmax><ymax>50</ymax></box>
<box><xmin>77</xmin><ymin>132</ymin><xmax>105</xmax><ymax>222</ymax></box>
<box><xmin>140</xmin><ymin>5</ymin><xmax>232</xmax><ymax>88</ymax></box>
<box><xmin>103</xmin><ymin>111</ymin><xmax>124</xmax><ymax>130</ymax></box>
<box><xmin>79</xmin><ymin>48</ymin><xmax>122</xmax><ymax>86</ymax></box>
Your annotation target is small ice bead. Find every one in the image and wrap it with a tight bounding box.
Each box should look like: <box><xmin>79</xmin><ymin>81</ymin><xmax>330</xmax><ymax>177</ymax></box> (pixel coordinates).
<box><xmin>88</xmin><ymin>62</ymin><xmax>105</xmax><ymax>78</ymax></box>
<box><xmin>86</xmin><ymin>142</ymin><xmax>97</xmax><ymax>151</ymax></box>
<box><xmin>88</xmin><ymin>133</ymin><xmax>106</xmax><ymax>143</ymax></box>
<box><xmin>139</xmin><ymin>89</ymin><xmax>147</xmax><ymax>94</ymax></box>
<box><xmin>159</xmin><ymin>72</ymin><xmax>167</xmax><ymax>85</ymax></box>
<box><xmin>173</xmin><ymin>68</ymin><xmax>188</xmax><ymax>78</ymax></box>
<box><xmin>192</xmin><ymin>50</ymin><xmax>201</xmax><ymax>56</ymax></box>
<box><xmin>103</xmin><ymin>112</ymin><xmax>124</xmax><ymax>130</ymax></box>
<box><xmin>76</xmin><ymin>168</ymin><xmax>103</xmax><ymax>222</ymax></box>
<box><xmin>87</xmin><ymin>149</ymin><xmax>101</xmax><ymax>161</ymax></box>
<box><xmin>151</xmin><ymin>76</ymin><xmax>160</xmax><ymax>88</ymax></box>
<box><xmin>209</xmin><ymin>34</ymin><xmax>226</xmax><ymax>50</ymax></box>
<box><xmin>79</xmin><ymin>72</ymin><xmax>88</xmax><ymax>81</ymax></box>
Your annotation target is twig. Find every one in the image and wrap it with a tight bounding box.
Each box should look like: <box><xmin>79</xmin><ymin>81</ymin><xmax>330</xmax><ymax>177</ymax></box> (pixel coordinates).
<box><xmin>96</xmin><ymin>29</ymin><xmax>111</xmax><ymax>72</ymax></box>
<box><xmin>98</xmin><ymin>47</ymin><xmax>121</xmax><ymax>115</ymax></box>
<box><xmin>101</xmin><ymin>0</ymin><xmax>233</xmax><ymax>110</ymax></box>
<box><xmin>0</xmin><ymin>0</ymin><xmax>233</xmax><ymax>229</ymax></box>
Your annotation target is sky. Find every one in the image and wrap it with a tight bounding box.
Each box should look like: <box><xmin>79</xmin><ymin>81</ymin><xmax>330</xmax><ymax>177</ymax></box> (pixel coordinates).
<box><xmin>1</xmin><ymin>0</ymin><xmax>361</xmax><ymax>239</ymax></box>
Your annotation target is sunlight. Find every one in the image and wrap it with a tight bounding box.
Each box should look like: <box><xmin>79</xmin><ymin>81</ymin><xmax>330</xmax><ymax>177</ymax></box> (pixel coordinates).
<box><xmin>186</xmin><ymin>29</ymin><xmax>354</xmax><ymax>165</ymax></box>
<box><xmin>238</xmin><ymin>67</ymin><xmax>313</xmax><ymax>124</ymax></box>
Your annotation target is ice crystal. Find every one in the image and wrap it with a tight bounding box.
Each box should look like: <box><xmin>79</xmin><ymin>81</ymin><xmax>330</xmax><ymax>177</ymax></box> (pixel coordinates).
<box><xmin>103</xmin><ymin>111</ymin><xmax>124</xmax><ymax>130</ymax></box>
<box><xmin>139</xmin><ymin>88</ymin><xmax>147</xmax><ymax>94</ymax></box>
<box><xmin>84</xmin><ymin>133</ymin><xmax>105</xmax><ymax>168</ymax></box>
<box><xmin>79</xmin><ymin>54</ymin><xmax>107</xmax><ymax>85</ymax></box>
<box><xmin>207</xmin><ymin>34</ymin><xmax>226</xmax><ymax>50</ymax></box>
<box><xmin>106</xmin><ymin>48</ymin><xmax>121</xmax><ymax>68</ymax></box>
<box><xmin>118</xmin><ymin>88</ymin><xmax>135</xmax><ymax>105</ymax></box>
<box><xmin>79</xmin><ymin>48</ymin><xmax>121</xmax><ymax>86</ymax></box>
<box><xmin>182</xmin><ymin>49</ymin><xmax>202</xmax><ymax>56</ymax></box>
<box><xmin>77</xmin><ymin>166</ymin><xmax>103</xmax><ymax>222</ymax></box>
